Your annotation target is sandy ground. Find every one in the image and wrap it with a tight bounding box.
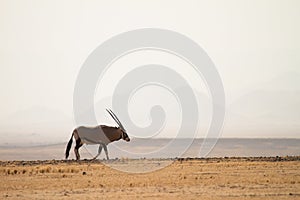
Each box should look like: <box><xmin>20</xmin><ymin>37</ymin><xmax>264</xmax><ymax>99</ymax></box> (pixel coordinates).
<box><xmin>1</xmin><ymin>157</ymin><xmax>300</xmax><ymax>199</ymax></box>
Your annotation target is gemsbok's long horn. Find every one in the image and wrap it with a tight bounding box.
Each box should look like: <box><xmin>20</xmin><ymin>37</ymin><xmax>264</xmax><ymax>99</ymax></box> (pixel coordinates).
<box><xmin>106</xmin><ymin>109</ymin><xmax>126</xmax><ymax>131</ymax></box>
<box><xmin>108</xmin><ymin>109</ymin><xmax>124</xmax><ymax>130</ymax></box>
<box><xmin>106</xmin><ymin>109</ymin><xmax>120</xmax><ymax>125</ymax></box>
<box><xmin>106</xmin><ymin>109</ymin><xmax>125</xmax><ymax>131</ymax></box>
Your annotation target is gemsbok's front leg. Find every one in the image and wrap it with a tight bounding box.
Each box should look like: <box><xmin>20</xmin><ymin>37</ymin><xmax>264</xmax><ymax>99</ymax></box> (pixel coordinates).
<box><xmin>102</xmin><ymin>144</ymin><xmax>109</xmax><ymax>160</ymax></box>
<box><xmin>92</xmin><ymin>144</ymin><xmax>103</xmax><ymax>160</ymax></box>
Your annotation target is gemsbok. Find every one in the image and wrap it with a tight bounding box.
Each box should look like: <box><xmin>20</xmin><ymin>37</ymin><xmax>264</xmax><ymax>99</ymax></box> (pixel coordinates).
<box><xmin>65</xmin><ymin>109</ymin><xmax>130</xmax><ymax>160</ymax></box>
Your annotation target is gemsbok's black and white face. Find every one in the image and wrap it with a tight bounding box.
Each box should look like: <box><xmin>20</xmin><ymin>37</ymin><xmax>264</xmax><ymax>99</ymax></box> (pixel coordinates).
<box><xmin>122</xmin><ymin>130</ymin><xmax>130</xmax><ymax>142</ymax></box>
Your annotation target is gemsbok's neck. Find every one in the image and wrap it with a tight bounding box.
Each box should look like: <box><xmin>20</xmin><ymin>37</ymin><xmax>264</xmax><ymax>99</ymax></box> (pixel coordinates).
<box><xmin>100</xmin><ymin>125</ymin><xmax>122</xmax><ymax>143</ymax></box>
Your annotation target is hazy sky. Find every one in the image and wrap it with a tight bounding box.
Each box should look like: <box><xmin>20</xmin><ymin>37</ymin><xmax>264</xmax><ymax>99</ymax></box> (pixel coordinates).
<box><xmin>0</xmin><ymin>0</ymin><xmax>299</xmax><ymax>141</ymax></box>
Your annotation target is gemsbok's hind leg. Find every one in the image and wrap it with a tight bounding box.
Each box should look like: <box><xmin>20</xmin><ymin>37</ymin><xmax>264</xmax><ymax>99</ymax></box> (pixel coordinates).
<box><xmin>74</xmin><ymin>138</ymin><xmax>83</xmax><ymax>160</ymax></box>
<box><xmin>92</xmin><ymin>144</ymin><xmax>103</xmax><ymax>160</ymax></box>
<box><xmin>102</xmin><ymin>144</ymin><xmax>109</xmax><ymax>160</ymax></box>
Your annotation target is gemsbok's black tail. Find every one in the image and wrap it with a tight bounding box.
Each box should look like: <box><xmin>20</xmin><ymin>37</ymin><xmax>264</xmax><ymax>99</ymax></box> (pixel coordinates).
<box><xmin>65</xmin><ymin>132</ymin><xmax>74</xmax><ymax>159</ymax></box>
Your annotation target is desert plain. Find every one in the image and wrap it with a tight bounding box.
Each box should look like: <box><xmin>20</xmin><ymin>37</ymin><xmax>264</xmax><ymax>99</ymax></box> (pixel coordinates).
<box><xmin>0</xmin><ymin>157</ymin><xmax>299</xmax><ymax>200</ymax></box>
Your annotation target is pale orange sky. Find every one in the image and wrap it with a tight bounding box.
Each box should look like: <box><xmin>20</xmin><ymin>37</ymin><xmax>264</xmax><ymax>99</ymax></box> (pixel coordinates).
<box><xmin>0</xmin><ymin>0</ymin><xmax>299</xmax><ymax>140</ymax></box>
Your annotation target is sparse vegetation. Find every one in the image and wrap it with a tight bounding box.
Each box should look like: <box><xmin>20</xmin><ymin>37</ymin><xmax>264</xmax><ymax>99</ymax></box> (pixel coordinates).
<box><xmin>0</xmin><ymin>158</ymin><xmax>299</xmax><ymax>199</ymax></box>
<box><xmin>2</xmin><ymin>165</ymin><xmax>81</xmax><ymax>175</ymax></box>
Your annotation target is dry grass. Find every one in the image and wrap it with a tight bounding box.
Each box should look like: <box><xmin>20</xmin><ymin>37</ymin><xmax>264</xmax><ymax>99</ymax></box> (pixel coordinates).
<box><xmin>0</xmin><ymin>158</ymin><xmax>300</xmax><ymax>199</ymax></box>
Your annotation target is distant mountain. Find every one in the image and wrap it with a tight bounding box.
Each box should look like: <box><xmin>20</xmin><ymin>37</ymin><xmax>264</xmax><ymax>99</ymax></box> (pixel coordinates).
<box><xmin>256</xmin><ymin>71</ymin><xmax>300</xmax><ymax>92</ymax></box>
<box><xmin>225</xmin><ymin>71</ymin><xmax>300</xmax><ymax>136</ymax></box>
<box><xmin>93</xmin><ymin>88</ymin><xmax>212</xmax><ymax>138</ymax></box>
<box><xmin>0</xmin><ymin>106</ymin><xmax>74</xmax><ymax>145</ymax></box>
<box><xmin>229</xmin><ymin>90</ymin><xmax>300</xmax><ymax>118</ymax></box>
<box><xmin>226</xmin><ymin>89</ymin><xmax>300</xmax><ymax>137</ymax></box>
